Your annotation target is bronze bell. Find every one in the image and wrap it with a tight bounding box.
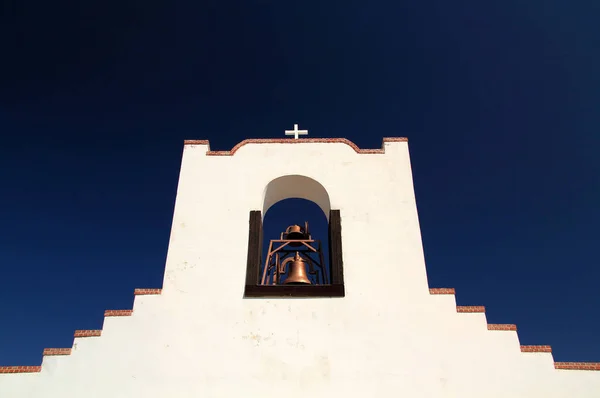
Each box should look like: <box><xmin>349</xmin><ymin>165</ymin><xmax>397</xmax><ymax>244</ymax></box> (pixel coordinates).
<box><xmin>285</xmin><ymin>225</ymin><xmax>306</xmax><ymax>246</ymax></box>
<box><xmin>284</xmin><ymin>252</ymin><xmax>312</xmax><ymax>285</ymax></box>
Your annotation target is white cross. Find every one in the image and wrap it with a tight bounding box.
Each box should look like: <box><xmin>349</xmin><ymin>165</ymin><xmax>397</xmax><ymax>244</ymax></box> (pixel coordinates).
<box><xmin>284</xmin><ymin>123</ymin><xmax>308</xmax><ymax>139</ymax></box>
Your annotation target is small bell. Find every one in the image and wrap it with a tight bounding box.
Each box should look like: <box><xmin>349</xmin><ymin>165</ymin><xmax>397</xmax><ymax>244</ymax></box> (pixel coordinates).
<box><xmin>284</xmin><ymin>252</ymin><xmax>312</xmax><ymax>285</ymax></box>
<box><xmin>285</xmin><ymin>225</ymin><xmax>306</xmax><ymax>246</ymax></box>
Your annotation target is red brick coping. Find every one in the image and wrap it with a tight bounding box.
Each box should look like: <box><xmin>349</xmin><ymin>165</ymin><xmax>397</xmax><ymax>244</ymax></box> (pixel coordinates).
<box><xmin>457</xmin><ymin>306</ymin><xmax>486</xmax><ymax>313</ymax></box>
<box><xmin>521</xmin><ymin>346</ymin><xmax>552</xmax><ymax>353</ymax></box>
<box><xmin>43</xmin><ymin>348</ymin><xmax>71</xmax><ymax>356</ymax></box>
<box><xmin>0</xmin><ymin>366</ymin><xmax>41</xmax><ymax>374</ymax></box>
<box><xmin>74</xmin><ymin>330</ymin><xmax>102</xmax><ymax>338</ymax></box>
<box><xmin>183</xmin><ymin>137</ymin><xmax>408</xmax><ymax>156</ymax></box>
<box><xmin>429</xmin><ymin>288</ymin><xmax>455</xmax><ymax>294</ymax></box>
<box><xmin>555</xmin><ymin>362</ymin><xmax>600</xmax><ymax>371</ymax></box>
<box><xmin>0</xmin><ymin>288</ymin><xmax>163</xmax><ymax>374</ymax></box>
<box><xmin>488</xmin><ymin>324</ymin><xmax>517</xmax><ymax>331</ymax></box>
<box><xmin>104</xmin><ymin>310</ymin><xmax>133</xmax><ymax>317</ymax></box>
<box><xmin>134</xmin><ymin>288</ymin><xmax>162</xmax><ymax>295</ymax></box>
<box><xmin>427</xmin><ymin>287</ymin><xmax>599</xmax><ymax>370</ymax></box>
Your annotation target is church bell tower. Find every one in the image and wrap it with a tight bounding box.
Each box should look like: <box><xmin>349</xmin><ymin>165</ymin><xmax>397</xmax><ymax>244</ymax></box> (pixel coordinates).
<box><xmin>1</xmin><ymin>127</ymin><xmax>598</xmax><ymax>398</ymax></box>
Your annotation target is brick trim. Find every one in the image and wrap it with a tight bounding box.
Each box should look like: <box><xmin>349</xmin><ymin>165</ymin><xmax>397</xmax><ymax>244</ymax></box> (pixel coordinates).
<box><xmin>104</xmin><ymin>310</ymin><xmax>133</xmax><ymax>317</ymax></box>
<box><xmin>521</xmin><ymin>346</ymin><xmax>552</xmax><ymax>353</ymax></box>
<box><xmin>43</xmin><ymin>348</ymin><xmax>71</xmax><ymax>356</ymax></box>
<box><xmin>183</xmin><ymin>137</ymin><xmax>408</xmax><ymax>156</ymax></box>
<box><xmin>183</xmin><ymin>139</ymin><xmax>209</xmax><ymax>146</ymax></box>
<box><xmin>74</xmin><ymin>330</ymin><xmax>102</xmax><ymax>338</ymax></box>
<box><xmin>429</xmin><ymin>288</ymin><xmax>455</xmax><ymax>294</ymax></box>
<box><xmin>555</xmin><ymin>362</ymin><xmax>600</xmax><ymax>371</ymax></box>
<box><xmin>134</xmin><ymin>288</ymin><xmax>162</xmax><ymax>295</ymax></box>
<box><xmin>457</xmin><ymin>306</ymin><xmax>485</xmax><ymax>313</ymax></box>
<box><xmin>488</xmin><ymin>324</ymin><xmax>517</xmax><ymax>331</ymax></box>
<box><xmin>0</xmin><ymin>366</ymin><xmax>41</xmax><ymax>374</ymax></box>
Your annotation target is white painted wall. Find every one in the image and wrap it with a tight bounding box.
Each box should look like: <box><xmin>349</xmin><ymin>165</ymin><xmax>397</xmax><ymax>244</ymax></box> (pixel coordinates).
<box><xmin>1</xmin><ymin>139</ymin><xmax>598</xmax><ymax>397</ymax></box>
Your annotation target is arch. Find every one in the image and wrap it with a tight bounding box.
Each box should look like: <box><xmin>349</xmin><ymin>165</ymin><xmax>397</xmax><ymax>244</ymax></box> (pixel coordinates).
<box><xmin>262</xmin><ymin>175</ymin><xmax>331</xmax><ymax>221</ymax></box>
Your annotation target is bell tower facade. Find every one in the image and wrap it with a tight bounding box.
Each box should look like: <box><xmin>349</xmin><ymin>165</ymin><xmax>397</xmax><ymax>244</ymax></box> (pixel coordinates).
<box><xmin>161</xmin><ymin>137</ymin><xmax>429</xmax><ymax>301</ymax></box>
<box><xmin>1</xmin><ymin>137</ymin><xmax>598</xmax><ymax>398</ymax></box>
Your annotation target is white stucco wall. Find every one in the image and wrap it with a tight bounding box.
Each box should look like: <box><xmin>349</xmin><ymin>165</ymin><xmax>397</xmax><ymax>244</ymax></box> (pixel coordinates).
<box><xmin>1</xmin><ymin>139</ymin><xmax>598</xmax><ymax>397</ymax></box>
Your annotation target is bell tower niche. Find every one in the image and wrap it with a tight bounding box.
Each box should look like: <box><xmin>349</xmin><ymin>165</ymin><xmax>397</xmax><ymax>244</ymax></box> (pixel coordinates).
<box><xmin>243</xmin><ymin>175</ymin><xmax>345</xmax><ymax>298</ymax></box>
<box><xmin>261</xmin><ymin>223</ymin><xmax>328</xmax><ymax>286</ymax></box>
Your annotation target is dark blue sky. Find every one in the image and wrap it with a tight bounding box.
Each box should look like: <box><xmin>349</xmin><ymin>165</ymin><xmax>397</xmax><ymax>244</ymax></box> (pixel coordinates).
<box><xmin>1</xmin><ymin>1</ymin><xmax>599</xmax><ymax>365</ymax></box>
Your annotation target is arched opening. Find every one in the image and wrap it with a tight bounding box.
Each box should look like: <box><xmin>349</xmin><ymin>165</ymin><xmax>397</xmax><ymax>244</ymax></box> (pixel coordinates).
<box><xmin>244</xmin><ymin>175</ymin><xmax>344</xmax><ymax>298</ymax></box>
<box><xmin>262</xmin><ymin>175</ymin><xmax>331</xmax><ymax>222</ymax></box>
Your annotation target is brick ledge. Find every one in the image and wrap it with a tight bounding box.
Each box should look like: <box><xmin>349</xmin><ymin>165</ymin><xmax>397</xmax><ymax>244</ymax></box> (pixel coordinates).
<box><xmin>104</xmin><ymin>310</ymin><xmax>133</xmax><ymax>317</ymax></box>
<box><xmin>43</xmin><ymin>348</ymin><xmax>71</xmax><ymax>356</ymax></box>
<box><xmin>457</xmin><ymin>306</ymin><xmax>486</xmax><ymax>313</ymax></box>
<box><xmin>488</xmin><ymin>324</ymin><xmax>517</xmax><ymax>331</ymax></box>
<box><xmin>521</xmin><ymin>345</ymin><xmax>552</xmax><ymax>353</ymax></box>
<box><xmin>431</xmin><ymin>286</ymin><xmax>599</xmax><ymax>370</ymax></box>
<box><xmin>74</xmin><ymin>330</ymin><xmax>102</xmax><ymax>338</ymax></box>
<box><xmin>184</xmin><ymin>137</ymin><xmax>408</xmax><ymax>156</ymax></box>
<box><xmin>134</xmin><ymin>288</ymin><xmax>162</xmax><ymax>295</ymax></box>
<box><xmin>0</xmin><ymin>288</ymin><xmax>163</xmax><ymax>374</ymax></box>
<box><xmin>0</xmin><ymin>366</ymin><xmax>41</xmax><ymax>374</ymax></box>
<box><xmin>555</xmin><ymin>362</ymin><xmax>600</xmax><ymax>371</ymax></box>
<box><xmin>429</xmin><ymin>288</ymin><xmax>455</xmax><ymax>295</ymax></box>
